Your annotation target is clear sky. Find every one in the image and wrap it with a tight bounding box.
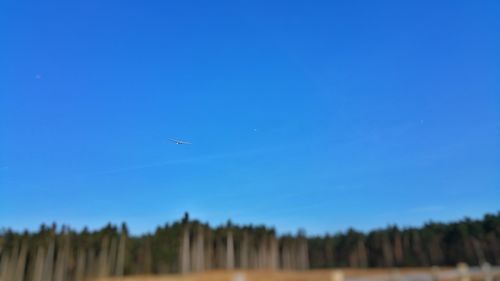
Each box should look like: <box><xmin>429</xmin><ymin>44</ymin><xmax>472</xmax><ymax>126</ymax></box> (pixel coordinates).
<box><xmin>1</xmin><ymin>0</ymin><xmax>499</xmax><ymax>235</ymax></box>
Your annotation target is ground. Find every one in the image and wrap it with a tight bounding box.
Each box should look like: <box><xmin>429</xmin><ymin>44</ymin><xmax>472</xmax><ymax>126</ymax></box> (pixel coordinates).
<box><xmin>94</xmin><ymin>268</ymin><xmax>470</xmax><ymax>281</ymax></box>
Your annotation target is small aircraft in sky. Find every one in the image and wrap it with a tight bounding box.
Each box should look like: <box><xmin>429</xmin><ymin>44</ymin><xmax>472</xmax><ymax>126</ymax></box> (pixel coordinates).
<box><xmin>168</xmin><ymin>138</ymin><xmax>192</xmax><ymax>145</ymax></box>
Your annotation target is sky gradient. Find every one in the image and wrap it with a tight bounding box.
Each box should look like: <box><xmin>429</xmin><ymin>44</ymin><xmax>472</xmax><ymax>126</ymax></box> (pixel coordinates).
<box><xmin>1</xmin><ymin>0</ymin><xmax>499</xmax><ymax>235</ymax></box>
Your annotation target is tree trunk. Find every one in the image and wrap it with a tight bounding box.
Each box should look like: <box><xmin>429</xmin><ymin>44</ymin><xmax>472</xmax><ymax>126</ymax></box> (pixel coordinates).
<box><xmin>115</xmin><ymin>230</ymin><xmax>127</xmax><ymax>277</ymax></box>
<box><xmin>32</xmin><ymin>246</ymin><xmax>45</xmax><ymax>281</ymax></box>
<box><xmin>240</xmin><ymin>232</ymin><xmax>249</xmax><ymax>269</ymax></box>
<box><xmin>98</xmin><ymin>236</ymin><xmax>110</xmax><ymax>277</ymax></box>
<box><xmin>15</xmin><ymin>240</ymin><xmax>28</xmax><ymax>281</ymax></box>
<box><xmin>74</xmin><ymin>248</ymin><xmax>86</xmax><ymax>281</ymax></box>
<box><xmin>180</xmin><ymin>226</ymin><xmax>190</xmax><ymax>273</ymax></box>
<box><xmin>226</xmin><ymin>230</ymin><xmax>234</xmax><ymax>270</ymax></box>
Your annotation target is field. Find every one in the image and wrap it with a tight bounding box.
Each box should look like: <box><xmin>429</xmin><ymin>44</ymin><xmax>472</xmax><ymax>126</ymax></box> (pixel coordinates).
<box><xmin>94</xmin><ymin>268</ymin><xmax>483</xmax><ymax>281</ymax></box>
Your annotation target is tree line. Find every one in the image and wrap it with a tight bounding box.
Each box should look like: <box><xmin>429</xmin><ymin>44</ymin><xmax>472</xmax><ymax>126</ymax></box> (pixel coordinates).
<box><xmin>309</xmin><ymin>212</ymin><xmax>500</xmax><ymax>268</ymax></box>
<box><xmin>0</xmin><ymin>212</ymin><xmax>498</xmax><ymax>281</ymax></box>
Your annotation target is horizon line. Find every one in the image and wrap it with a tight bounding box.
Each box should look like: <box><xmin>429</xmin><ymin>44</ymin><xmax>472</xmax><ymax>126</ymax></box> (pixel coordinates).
<box><xmin>1</xmin><ymin>210</ymin><xmax>498</xmax><ymax>237</ymax></box>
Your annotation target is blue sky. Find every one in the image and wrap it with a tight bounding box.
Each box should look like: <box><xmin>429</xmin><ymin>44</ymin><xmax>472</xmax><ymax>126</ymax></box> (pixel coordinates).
<box><xmin>1</xmin><ymin>0</ymin><xmax>499</xmax><ymax>235</ymax></box>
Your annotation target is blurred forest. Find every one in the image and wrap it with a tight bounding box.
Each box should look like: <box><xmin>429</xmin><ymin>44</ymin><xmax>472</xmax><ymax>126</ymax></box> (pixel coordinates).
<box><xmin>0</xmin><ymin>212</ymin><xmax>498</xmax><ymax>281</ymax></box>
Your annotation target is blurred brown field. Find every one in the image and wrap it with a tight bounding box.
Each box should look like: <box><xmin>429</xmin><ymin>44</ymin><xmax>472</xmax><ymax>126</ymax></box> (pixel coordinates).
<box><xmin>94</xmin><ymin>268</ymin><xmax>456</xmax><ymax>281</ymax></box>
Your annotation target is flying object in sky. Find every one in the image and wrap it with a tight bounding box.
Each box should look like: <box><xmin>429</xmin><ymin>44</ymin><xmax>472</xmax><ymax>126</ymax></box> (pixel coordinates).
<box><xmin>168</xmin><ymin>138</ymin><xmax>191</xmax><ymax>145</ymax></box>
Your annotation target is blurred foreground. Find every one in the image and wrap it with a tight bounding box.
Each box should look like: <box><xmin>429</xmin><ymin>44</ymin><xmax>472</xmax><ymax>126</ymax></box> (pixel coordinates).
<box><xmin>94</xmin><ymin>267</ymin><xmax>500</xmax><ymax>281</ymax></box>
